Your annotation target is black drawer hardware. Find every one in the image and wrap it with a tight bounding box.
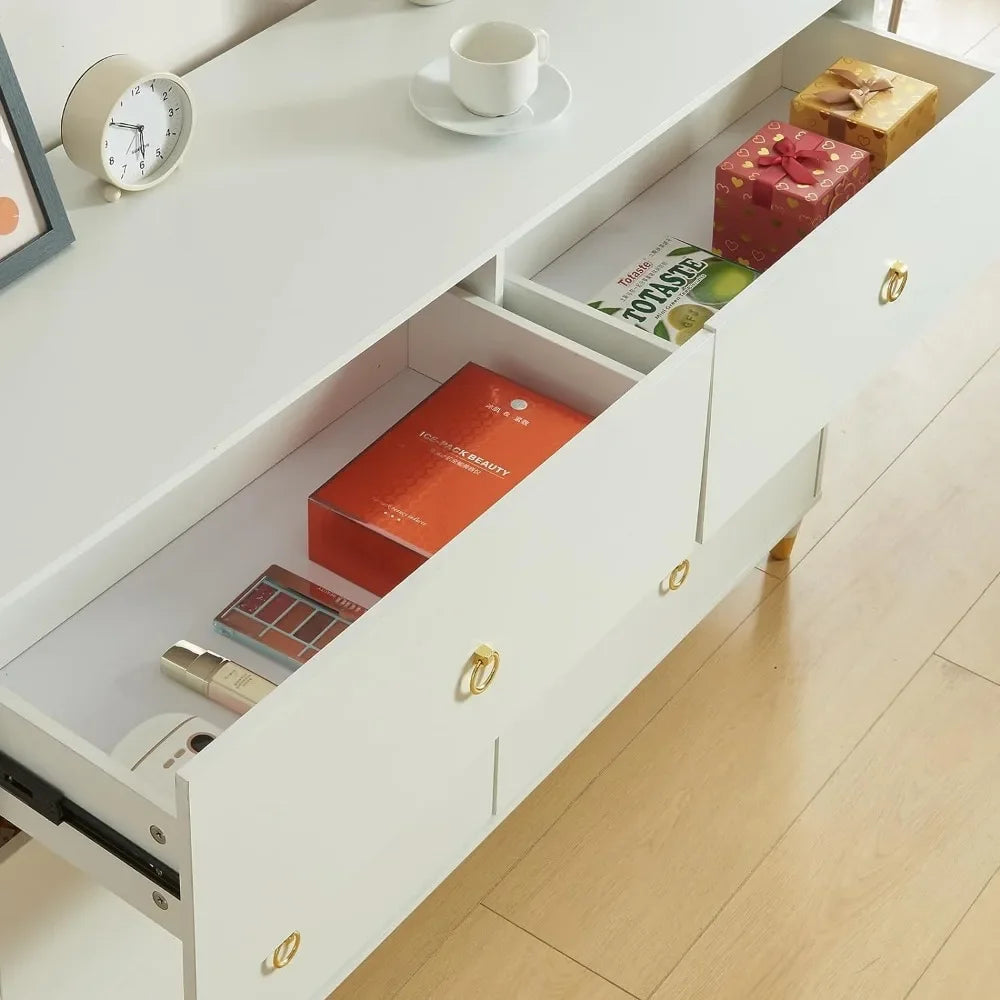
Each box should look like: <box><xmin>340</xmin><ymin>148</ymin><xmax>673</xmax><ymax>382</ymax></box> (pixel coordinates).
<box><xmin>0</xmin><ymin>747</ymin><xmax>181</xmax><ymax>899</ymax></box>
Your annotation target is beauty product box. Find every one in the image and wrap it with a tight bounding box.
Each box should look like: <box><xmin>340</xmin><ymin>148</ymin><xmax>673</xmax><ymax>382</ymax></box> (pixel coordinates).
<box><xmin>308</xmin><ymin>363</ymin><xmax>592</xmax><ymax>596</ymax></box>
<box><xmin>790</xmin><ymin>57</ymin><xmax>938</xmax><ymax>175</ymax></box>
<box><xmin>587</xmin><ymin>237</ymin><xmax>757</xmax><ymax>345</ymax></box>
<box><xmin>713</xmin><ymin>119</ymin><xmax>870</xmax><ymax>271</ymax></box>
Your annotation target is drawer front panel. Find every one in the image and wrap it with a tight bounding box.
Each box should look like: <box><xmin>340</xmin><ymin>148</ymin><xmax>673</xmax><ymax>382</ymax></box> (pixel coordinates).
<box><xmin>179</xmin><ymin>307</ymin><xmax>713</xmax><ymax>1000</ymax></box>
<box><xmin>701</xmin><ymin>74</ymin><xmax>999</xmax><ymax>537</ymax></box>
<box><xmin>182</xmin><ymin>749</ymin><xmax>495</xmax><ymax>1000</ymax></box>
<box><xmin>497</xmin><ymin>431</ymin><xmax>823</xmax><ymax>814</ymax></box>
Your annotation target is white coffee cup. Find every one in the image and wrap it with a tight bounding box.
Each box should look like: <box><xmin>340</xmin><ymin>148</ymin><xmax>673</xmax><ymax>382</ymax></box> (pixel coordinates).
<box><xmin>449</xmin><ymin>22</ymin><xmax>550</xmax><ymax>118</ymax></box>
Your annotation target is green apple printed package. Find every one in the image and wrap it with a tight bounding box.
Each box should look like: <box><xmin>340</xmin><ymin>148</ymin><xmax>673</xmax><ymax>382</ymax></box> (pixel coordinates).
<box><xmin>588</xmin><ymin>237</ymin><xmax>757</xmax><ymax>345</ymax></box>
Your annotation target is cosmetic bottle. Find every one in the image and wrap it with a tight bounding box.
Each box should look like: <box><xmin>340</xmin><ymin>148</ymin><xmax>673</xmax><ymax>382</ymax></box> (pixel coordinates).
<box><xmin>161</xmin><ymin>641</ymin><xmax>276</xmax><ymax>715</ymax></box>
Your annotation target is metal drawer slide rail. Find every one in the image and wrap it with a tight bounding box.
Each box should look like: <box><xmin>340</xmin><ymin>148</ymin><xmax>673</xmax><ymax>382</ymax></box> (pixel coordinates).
<box><xmin>0</xmin><ymin>747</ymin><xmax>180</xmax><ymax>898</ymax></box>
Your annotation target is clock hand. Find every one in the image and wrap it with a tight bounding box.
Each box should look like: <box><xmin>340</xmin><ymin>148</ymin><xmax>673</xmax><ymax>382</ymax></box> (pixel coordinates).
<box><xmin>109</xmin><ymin>120</ymin><xmax>142</xmax><ymax>130</ymax></box>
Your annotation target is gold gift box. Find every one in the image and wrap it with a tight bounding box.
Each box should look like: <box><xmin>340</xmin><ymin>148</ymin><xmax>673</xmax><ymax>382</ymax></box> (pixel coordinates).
<box><xmin>790</xmin><ymin>56</ymin><xmax>938</xmax><ymax>175</ymax></box>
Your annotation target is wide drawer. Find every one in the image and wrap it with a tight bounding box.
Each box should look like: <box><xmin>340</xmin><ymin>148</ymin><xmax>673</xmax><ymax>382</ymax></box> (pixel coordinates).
<box><xmin>503</xmin><ymin>17</ymin><xmax>995</xmax><ymax>540</ymax></box>
<box><xmin>1</xmin><ymin>288</ymin><xmax>711</xmax><ymax>999</ymax></box>
<box><xmin>701</xmin><ymin>31</ymin><xmax>999</xmax><ymax>533</ymax></box>
<box><xmin>178</xmin><ymin>298</ymin><xmax>711</xmax><ymax>1000</ymax></box>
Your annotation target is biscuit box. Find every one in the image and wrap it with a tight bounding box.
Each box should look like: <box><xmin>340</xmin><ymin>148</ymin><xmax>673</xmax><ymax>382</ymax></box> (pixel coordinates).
<box><xmin>587</xmin><ymin>237</ymin><xmax>757</xmax><ymax>346</ymax></box>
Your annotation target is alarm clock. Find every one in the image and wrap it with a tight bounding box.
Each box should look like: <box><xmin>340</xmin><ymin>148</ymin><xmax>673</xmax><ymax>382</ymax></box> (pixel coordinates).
<box><xmin>61</xmin><ymin>55</ymin><xmax>195</xmax><ymax>202</ymax></box>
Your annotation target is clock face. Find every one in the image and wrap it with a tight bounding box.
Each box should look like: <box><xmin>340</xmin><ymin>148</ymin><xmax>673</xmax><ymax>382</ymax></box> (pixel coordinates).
<box><xmin>102</xmin><ymin>77</ymin><xmax>188</xmax><ymax>188</ymax></box>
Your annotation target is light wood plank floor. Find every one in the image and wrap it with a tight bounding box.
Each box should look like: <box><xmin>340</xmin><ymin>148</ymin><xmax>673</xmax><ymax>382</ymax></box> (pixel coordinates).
<box><xmin>330</xmin><ymin>11</ymin><xmax>1000</xmax><ymax>1000</ymax></box>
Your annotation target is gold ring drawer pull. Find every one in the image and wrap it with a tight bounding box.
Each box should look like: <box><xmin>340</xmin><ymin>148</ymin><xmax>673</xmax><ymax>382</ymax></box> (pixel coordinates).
<box><xmin>881</xmin><ymin>261</ymin><xmax>908</xmax><ymax>304</ymax></box>
<box><xmin>272</xmin><ymin>931</ymin><xmax>301</xmax><ymax>969</ymax></box>
<box><xmin>469</xmin><ymin>645</ymin><xmax>500</xmax><ymax>695</ymax></box>
<box><xmin>661</xmin><ymin>559</ymin><xmax>691</xmax><ymax>595</ymax></box>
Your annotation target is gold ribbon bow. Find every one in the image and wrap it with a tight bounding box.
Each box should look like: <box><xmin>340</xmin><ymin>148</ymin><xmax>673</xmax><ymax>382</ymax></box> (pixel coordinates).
<box><xmin>815</xmin><ymin>68</ymin><xmax>893</xmax><ymax>110</ymax></box>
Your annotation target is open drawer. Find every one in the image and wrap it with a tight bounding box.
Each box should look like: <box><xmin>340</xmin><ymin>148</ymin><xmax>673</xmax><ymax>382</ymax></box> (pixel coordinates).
<box><xmin>502</xmin><ymin>16</ymin><xmax>996</xmax><ymax>538</ymax></box>
<box><xmin>0</xmin><ymin>289</ymin><xmax>710</xmax><ymax>999</ymax></box>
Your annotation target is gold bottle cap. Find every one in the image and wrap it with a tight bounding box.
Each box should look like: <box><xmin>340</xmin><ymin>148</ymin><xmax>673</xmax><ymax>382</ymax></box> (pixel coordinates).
<box><xmin>161</xmin><ymin>641</ymin><xmax>223</xmax><ymax>695</ymax></box>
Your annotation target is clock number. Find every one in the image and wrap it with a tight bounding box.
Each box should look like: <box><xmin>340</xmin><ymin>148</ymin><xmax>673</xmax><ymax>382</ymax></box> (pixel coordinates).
<box><xmin>162</xmin><ymin>92</ymin><xmax>169</xmax><ymax>101</ymax></box>
<box><xmin>168</xmin><ymin>108</ymin><xmax>174</xmax><ymax>117</ymax></box>
<box><xmin>121</xmin><ymin>165</ymin><xmax>127</xmax><ymax>179</ymax></box>
<box><xmin>132</xmin><ymin>85</ymin><xmax>141</xmax><ymax>95</ymax></box>
<box><xmin>156</xmin><ymin>147</ymin><xmax>163</xmax><ymax>160</ymax></box>
<box><xmin>109</xmin><ymin>156</ymin><xmax>115</xmax><ymax>165</ymax></box>
<box><xmin>139</xmin><ymin>160</ymin><xmax>145</xmax><ymax>172</ymax></box>
<box><xmin>150</xmin><ymin>81</ymin><xmax>155</xmax><ymax>91</ymax></box>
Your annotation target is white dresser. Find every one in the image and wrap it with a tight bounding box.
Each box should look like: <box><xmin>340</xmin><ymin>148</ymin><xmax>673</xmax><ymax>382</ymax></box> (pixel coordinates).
<box><xmin>1</xmin><ymin>1</ymin><xmax>994</xmax><ymax>997</ymax></box>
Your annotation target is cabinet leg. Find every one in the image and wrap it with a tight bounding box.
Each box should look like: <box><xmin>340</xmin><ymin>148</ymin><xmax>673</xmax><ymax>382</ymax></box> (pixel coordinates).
<box><xmin>769</xmin><ymin>522</ymin><xmax>801</xmax><ymax>562</ymax></box>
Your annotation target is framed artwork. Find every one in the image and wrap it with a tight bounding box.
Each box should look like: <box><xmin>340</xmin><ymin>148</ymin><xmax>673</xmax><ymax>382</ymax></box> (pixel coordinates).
<box><xmin>0</xmin><ymin>33</ymin><xmax>73</xmax><ymax>293</ymax></box>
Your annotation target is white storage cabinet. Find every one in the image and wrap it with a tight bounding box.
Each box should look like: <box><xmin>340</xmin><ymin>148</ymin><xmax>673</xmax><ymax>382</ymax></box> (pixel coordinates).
<box><xmin>0</xmin><ymin>1</ymin><xmax>994</xmax><ymax>997</ymax></box>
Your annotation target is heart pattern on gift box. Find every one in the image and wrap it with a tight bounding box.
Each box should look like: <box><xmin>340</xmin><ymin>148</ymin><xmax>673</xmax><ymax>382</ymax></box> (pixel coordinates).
<box><xmin>714</xmin><ymin>118</ymin><xmax>875</xmax><ymax>273</ymax></box>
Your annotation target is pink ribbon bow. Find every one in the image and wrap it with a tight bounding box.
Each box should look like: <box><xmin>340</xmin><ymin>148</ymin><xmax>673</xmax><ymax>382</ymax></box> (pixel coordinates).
<box><xmin>815</xmin><ymin>67</ymin><xmax>893</xmax><ymax>110</ymax></box>
<box><xmin>752</xmin><ymin>135</ymin><xmax>834</xmax><ymax>209</ymax></box>
<box><xmin>758</xmin><ymin>137</ymin><xmax>832</xmax><ymax>185</ymax></box>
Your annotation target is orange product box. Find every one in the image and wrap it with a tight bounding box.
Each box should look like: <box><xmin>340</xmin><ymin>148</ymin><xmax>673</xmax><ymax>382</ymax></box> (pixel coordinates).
<box><xmin>308</xmin><ymin>363</ymin><xmax>592</xmax><ymax>596</ymax></box>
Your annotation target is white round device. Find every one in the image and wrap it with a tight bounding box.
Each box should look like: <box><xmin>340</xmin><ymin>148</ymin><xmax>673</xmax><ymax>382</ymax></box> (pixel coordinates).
<box><xmin>112</xmin><ymin>713</ymin><xmax>221</xmax><ymax>797</ymax></box>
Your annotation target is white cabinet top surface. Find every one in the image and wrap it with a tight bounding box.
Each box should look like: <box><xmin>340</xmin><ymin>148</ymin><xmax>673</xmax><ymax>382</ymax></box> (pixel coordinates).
<box><xmin>0</xmin><ymin>0</ymin><xmax>829</xmax><ymax>604</ymax></box>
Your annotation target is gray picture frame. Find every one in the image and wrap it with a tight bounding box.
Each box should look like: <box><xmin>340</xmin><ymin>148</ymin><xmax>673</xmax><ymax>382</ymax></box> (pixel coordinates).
<box><xmin>0</xmin><ymin>32</ymin><xmax>73</xmax><ymax>292</ymax></box>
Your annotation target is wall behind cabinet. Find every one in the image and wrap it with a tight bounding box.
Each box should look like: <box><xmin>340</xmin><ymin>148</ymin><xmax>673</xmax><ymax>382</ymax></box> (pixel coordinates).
<box><xmin>0</xmin><ymin>0</ymin><xmax>310</xmax><ymax>148</ymax></box>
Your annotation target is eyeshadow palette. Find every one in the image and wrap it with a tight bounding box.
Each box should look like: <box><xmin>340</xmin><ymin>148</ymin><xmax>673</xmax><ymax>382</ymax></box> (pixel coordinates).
<box><xmin>214</xmin><ymin>565</ymin><xmax>368</xmax><ymax>668</ymax></box>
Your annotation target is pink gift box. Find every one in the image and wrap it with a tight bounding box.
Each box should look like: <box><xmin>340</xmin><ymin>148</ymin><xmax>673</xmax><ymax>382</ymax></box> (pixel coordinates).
<box><xmin>712</xmin><ymin>120</ymin><xmax>870</xmax><ymax>270</ymax></box>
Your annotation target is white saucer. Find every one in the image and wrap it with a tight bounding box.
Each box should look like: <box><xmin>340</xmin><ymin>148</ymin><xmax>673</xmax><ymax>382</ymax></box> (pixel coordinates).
<box><xmin>410</xmin><ymin>58</ymin><xmax>572</xmax><ymax>136</ymax></box>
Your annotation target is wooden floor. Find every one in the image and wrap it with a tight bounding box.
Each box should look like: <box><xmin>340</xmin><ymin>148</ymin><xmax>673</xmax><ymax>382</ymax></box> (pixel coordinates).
<box><xmin>328</xmin><ymin>12</ymin><xmax>1000</xmax><ymax>1000</ymax></box>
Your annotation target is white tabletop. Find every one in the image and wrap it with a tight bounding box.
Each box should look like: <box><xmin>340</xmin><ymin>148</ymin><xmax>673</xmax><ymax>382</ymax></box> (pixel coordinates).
<box><xmin>0</xmin><ymin>0</ymin><xmax>828</xmax><ymax>608</ymax></box>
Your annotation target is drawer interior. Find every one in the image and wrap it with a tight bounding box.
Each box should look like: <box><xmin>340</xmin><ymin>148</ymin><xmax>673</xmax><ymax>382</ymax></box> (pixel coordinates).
<box><xmin>502</xmin><ymin>16</ymin><xmax>994</xmax><ymax>363</ymax></box>
<box><xmin>1</xmin><ymin>293</ymin><xmax>637</xmax><ymax>751</ymax></box>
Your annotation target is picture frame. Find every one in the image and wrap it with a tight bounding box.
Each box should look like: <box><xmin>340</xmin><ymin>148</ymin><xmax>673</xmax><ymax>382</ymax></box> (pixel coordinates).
<box><xmin>0</xmin><ymin>32</ymin><xmax>73</xmax><ymax>293</ymax></box>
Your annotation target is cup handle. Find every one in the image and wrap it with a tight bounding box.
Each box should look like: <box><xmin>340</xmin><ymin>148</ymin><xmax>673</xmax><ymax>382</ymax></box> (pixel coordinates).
<box><xmin>534</xmin><ymin>28</ymin><xmax>550</xmax><ymax>64</ymax></box>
